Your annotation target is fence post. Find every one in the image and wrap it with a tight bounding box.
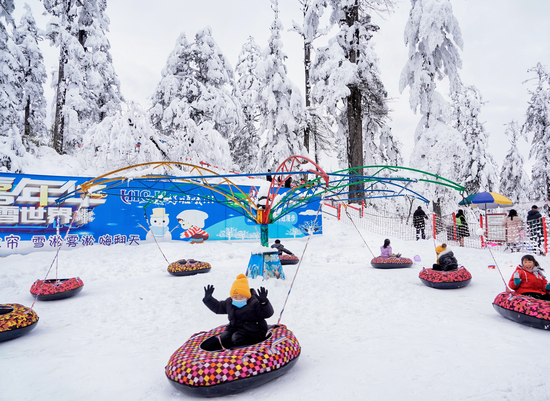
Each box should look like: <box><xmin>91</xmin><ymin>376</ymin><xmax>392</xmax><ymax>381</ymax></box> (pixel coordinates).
<box><xmin>479</xmin><ymin>214</ymin><xmax>484</xmax><ymax>248</ymax></box>
<box><xmin>361</xmin><ymin>200</ymin><xmax>364</xmax><ymax>218</ymax></box>
<box><xmin>432</xmin><ymin>213</ymin><xmax>437</xmax><ymax>240</ymax></box>
<box><xmin>337</xmin><ymin>203</ymin><xmax>341</xmax><ymax>221</ymax></box>
<box><xmin>543</xmin><ymin>217</ymin><xmax>548</xmax><ymax>255</ymax></box>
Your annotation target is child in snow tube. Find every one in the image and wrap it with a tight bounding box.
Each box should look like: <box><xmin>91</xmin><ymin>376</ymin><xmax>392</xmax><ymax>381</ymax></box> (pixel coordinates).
<box><xmin>432</xmin><ymin>244</ymin><xmax>458</xmax><ymax>271</ymax></box>
<box><xmin>508</xmin><ymin>255</ymin><xmax>550</xmax><ymax>300</ymax></box>
<box><xmin>203</xmin><ymin>274</ymin><xmax>274</xmax><ymax>349</ymax></box>
<box><xmin>380</xmin><ymin>239</ymin><xmax>401</xmax><ymax>258</ymax></box>
<box><xmin>271</xmin><ymin>239</ymin><xmax>293</xmax><ymax>256</ymax></box>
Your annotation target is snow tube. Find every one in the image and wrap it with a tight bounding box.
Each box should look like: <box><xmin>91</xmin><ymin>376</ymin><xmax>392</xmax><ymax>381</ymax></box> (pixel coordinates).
<box><xmin>419</xmin><ymin>267</ymin><xmax>472</xmax><ymax>289</ymax></box>
<box><xmin>165</xmin><ymin>324</ymin><xmax>301</xmax><ymax>397</ymax></box>
<box><xmin>167</xmin><ymin>259</ymin><xmax>211</xmax><ymax>276</ymax></box>
<box><xmin>493</xmin><ymin>291</ymin><xmax>550</xmax><ymax>330</ymax></box>
<box><xmin>279</xmin><ymin>254</ymin><xmax>299</xmax><ymax>265</ymax></box>
<box><xmin>371</xmin><ymin>256</ymin><xmax>413</xmax><ymax>269</ymax></box>
<box><xmin>0</xmin><ymin>304</ymin><xmax>39</xmax><ymax>342</ymax></box>
<box><xmin>30</xmin><ymin>277</ymin><xmax>84</xmax><ymax>301</ymax></box>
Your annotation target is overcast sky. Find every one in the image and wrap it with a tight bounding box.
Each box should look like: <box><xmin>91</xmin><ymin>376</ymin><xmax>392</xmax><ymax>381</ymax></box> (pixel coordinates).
<box><xmin>14</xmin><ymin>0</ymin><xmax>550</xmax><ymax>169</ymax></box>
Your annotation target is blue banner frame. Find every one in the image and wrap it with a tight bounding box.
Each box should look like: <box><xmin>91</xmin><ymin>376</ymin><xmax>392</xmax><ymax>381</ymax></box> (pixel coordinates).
<box><xmin>0</xmin><ymin>172</ymin><xmax>323</xmax><ymax>255</ymax></box>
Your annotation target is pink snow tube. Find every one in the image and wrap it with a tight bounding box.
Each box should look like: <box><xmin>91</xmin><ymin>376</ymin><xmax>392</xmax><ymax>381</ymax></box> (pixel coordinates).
<box><xmin>279</xmin><ymin>254</ymin><xmax>299</xmax><ymax>265</ymax></box>
<box><xmin>493</xmin><ymin>291</ymin><xmax>550</xmax><ymax>330</ymax></box>
<box><xmin>419</xmin><ymin>267</ymin><xmax>472</xmax><ymax>289</ymax></box>
<box><xmin>371</xmin><ymin>256</ymin><xmax>413</xmax><ymax>269</ymax></box>
<box><xmin>165</xmin><ymin>324</ymin><xmax>300</xmax><ymax>397</ymax></box>
<box><xmin>30</xmin><ymin>277</ymin><xmax>84</xmax><ymax>301</ymax></box>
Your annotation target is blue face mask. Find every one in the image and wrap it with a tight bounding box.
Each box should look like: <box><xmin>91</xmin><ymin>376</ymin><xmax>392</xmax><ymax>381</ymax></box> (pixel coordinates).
<box><xmin>232</xmin><ymin>298</ymin><xmax>247</xmax><ymax>308</ymax></box>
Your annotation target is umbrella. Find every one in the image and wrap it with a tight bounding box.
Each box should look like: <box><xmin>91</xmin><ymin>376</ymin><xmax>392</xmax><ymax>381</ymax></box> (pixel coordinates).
<box><xmin>458</xmin><ymin>192</ymin><xmax>513</xmax><ymax>209</ymax></box>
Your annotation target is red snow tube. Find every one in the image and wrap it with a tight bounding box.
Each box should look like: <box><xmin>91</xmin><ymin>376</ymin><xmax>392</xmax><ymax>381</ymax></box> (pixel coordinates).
<box><xmin>419</xmin><ymin>267</ymin><xmax>472</xmax><ymax>289</ymax></box>
<box><xmin>167</xmin><ymin>259</ymin><xmax>211</xmax><ymax>276</ymax></box>
<box><xmin>493</xmin><ymin>291</ymin><xmax>550</xmax><ymax>330</ymax></box>
<box><xmin>371</xmin><ymin>256</ymin><xmax>413</xmax><ymax>269</ymax></box>
<box><xmin>279</xmin><ymin>254</ymin><xmax>299</xmax><ymax>265</ymax></box>
<box><xmin>0</xmin><ymin>304</ymin><xmax>39</xmax><ymax>342</ymax></box>
<box><xmin>30</xmin><ymin>277</ymin><xmax>84</xmax><ymax>301</ymax></box>
<box><xmin>165</xmin><ymin>324</ymin><xmax>300</xmax><ymax>397</ymax></box>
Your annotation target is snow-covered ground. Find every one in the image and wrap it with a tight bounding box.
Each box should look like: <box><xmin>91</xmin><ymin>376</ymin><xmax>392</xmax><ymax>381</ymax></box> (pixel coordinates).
<box><xmin>1</xmin><ymin>215</ymin><xmax>549</xmax><ymax>401</ymax></box>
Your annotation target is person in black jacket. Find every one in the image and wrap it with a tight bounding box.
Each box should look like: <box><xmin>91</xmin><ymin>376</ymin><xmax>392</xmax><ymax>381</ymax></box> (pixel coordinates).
<box><xmin>526</xmin><ymin>205</ymin><xmax>543</xmax><ymax>253</ymax></box>
<box><xmin>432</xmin><ymin>243</ymin><xmax>458</xmax><ymax>271</ymax></box>
<box><xmin>203</xmin><ymin>274</ymin><xmax>274</xmax><ymax>349</ymax></box>
<box><xmin>271</xmin><ymin>239</ymin><xmax>293</xmax><ymax>255</ymax></box>
<box><xmin>455</xmin><ymin>209</ymin><xmax>469</xmax><ymax>247</ymax></box>
<box><xmin>413</xmin><ymin>206</ymin><xmax>428</xmax><ymax>240</ymax></box>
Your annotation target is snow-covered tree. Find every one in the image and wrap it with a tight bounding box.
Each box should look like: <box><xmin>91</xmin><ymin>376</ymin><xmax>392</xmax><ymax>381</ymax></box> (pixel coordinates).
<box><xmin>291</xmin><ymin>0</ymin><xmax>328</xmax><ymax>154</ymax></box>
<box><xmin>81</xmin><ymin>101</ymin><xmax>167</xmax><ymax>171</ymax></box>
<box><xmin>230</xmin><ymin>36</ymin><xmax>262</xmax><ymax>171</ymax></box>
<box><xmin>256</xmin><ymin>0</ymin><xmax>305</xmax><ymax>171</ymax></box>
<box><xmin>399</xmin><ymin>0</ymin><xmax>466</xmax><ymax>212</ymax></box>
<box><xmin>399</xmin><ymin>0</ymin><xmax>463</xmax><ymax>133</ymax></box>
<box><xmin>14</xmin><ymin>4</ymin><xmax>48</xmax><ymax>151</ymax></box>
<box><xmin>373</xmin><ymin>126</ymin><xmax>403</xmax><ymax>166</ymax></box>
<box><xmin>42</xmin><ymin>0</ymin><xmax>122</xmax><ymax>155</ymax></box>
<box><xmin>149</xmin><ymin>28</ymin><xmax>240</xmax><ymax>142</ymax></box>
<box><xmin>78</xmin><ymin>0</ymin><xmax>123</xmax><ymax>123</ymax></box>
<box><xmin>409</xmin><ymin>119</ymin><xmax>467</xmax><ymax>214</ymax></box>
<box><xmin>0</xmin><ymin>0</ymin><xmax>26</xmax><ymax>172</ymax></box>
<box><xmin>523</xmin><ymin>62</ymin><xmax>550</xmax><ymax>201</ymax></box>
<box><xmin>500</xmin><ymin>120</ymin><xmax>530</xmax><ymax>203</ymax></box>
<box><xmin>451</xmin><ymin>85</ymin><xmax>499</xmax><ymax>194</ymax></box>
<box><xmin>311</xmin><ymin>0</ymin><xmax>394</xmax><ymax>190</ymax></box>
<box><xmin>164</xmin><ymin>119</ymin><xmax>233</xmax><ymax>169</ymax></box>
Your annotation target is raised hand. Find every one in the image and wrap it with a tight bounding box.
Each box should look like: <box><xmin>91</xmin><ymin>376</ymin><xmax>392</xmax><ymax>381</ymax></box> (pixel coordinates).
<box><xmin>258</xmin><ymin>286</ymin><xmax>268</xmax><ymax>303</ymax></box>
<box><xmin>204</xmin><ymin>284</ymin><xmax>215</xmax><ymax>300</ymax></box>
<box><xmin>513</xmin><ymin>272</ymin><xmax>521</xmax><ymax>287</ymax></box>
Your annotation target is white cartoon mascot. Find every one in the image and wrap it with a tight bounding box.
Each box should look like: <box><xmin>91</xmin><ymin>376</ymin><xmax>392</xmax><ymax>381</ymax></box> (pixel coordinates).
<box><xmin>146</xmin><ymin>208</ymin><xmax>172</xmax><ymax>241</ymax></box>
<box><xmin>177</xmin><ymin>210</ymin><xmax>209</xmax><ymax>244</ymax></box>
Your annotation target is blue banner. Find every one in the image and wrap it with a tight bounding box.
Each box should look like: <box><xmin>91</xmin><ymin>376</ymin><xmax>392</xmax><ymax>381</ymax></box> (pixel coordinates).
<box><xmin>0</xmin><ymin>172</ymin><xmax>322</xmax><ymax>255</ymax></box>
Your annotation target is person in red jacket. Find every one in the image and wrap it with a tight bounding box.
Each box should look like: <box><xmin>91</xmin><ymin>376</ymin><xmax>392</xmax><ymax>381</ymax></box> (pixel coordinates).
<box><xmin>508</xmin><ymin>255</ymin><xmax>550</xmax><ymax>300</ymax></box>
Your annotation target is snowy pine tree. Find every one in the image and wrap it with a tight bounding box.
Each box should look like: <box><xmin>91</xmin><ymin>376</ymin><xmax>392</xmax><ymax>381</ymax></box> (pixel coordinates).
<box><xmin>360</xmin><ymin>40</ymin><xmax>395</xmax><ymax>166</ymax></box>
<box><xmin>312</xmin><ymin>1</ymin><xmax>395</xmax><ymax>174</ymax></box>
<box><xmin>451</xmin><ymin>85</ymin><xmax>499</xmax><ymax>194</ymax></box>
<box><xmin>78</xmin><ymin>0</ymin><xmax>123</xmax><ymax>123</ymax></box>
<box><xmin>256</xmin><ymin>0</ymin><xmax>305</xmax><ymax>171</ymax></box>
<box><xmin>43</xmin><ymin>0</ymin><xmax>122</xmax><ymax>154</ymax></box>
<box><xmin>14</xmin><ymin>4</ymin><xmax>48</xmax><ymax>152</ymax></box>
<box><xmin>500</xmin><ymin>120</ymin><xmax>530</xmax><ymax>203</ymax></box>
<box><xmin>164</xmin><ymin>119</ymin><xmax>233</xmax><ymax>169</ymax></box>
<box><xmin>81</xmin><ymin>101</ymin><xmax>167</xmax><ymax>172</ymax></box>
<box><xmin>0</xmin><ymin>0</ymin><xmax>26</xmax><ymax>172</ymax></box>
<box><xmin>399</xmin><ymin>0</ymin><xmax>463</xmax><ymax>133</ymax></box>
<box><xmin>523</xmin><ymin>62</ymin><xmax>550</xmax><ymax>202</ymax></box>
<box><xmin>290</xmin><ymin>0</ymin><xmax>328</xmax><ymax>154</ymax></box>
<box><xmin>400</xmin><ymin>0</ymin><xmax>466</xmax><ymax>212</ymax></box>
<box><xmin>149</xmin><ymin>28</ymin><xmax>240</xmax><ymax>142</ymax></box>
<box><xmin>230</xmin><ymin>36</ymin><xmax>262</xmax><ymax>171</ymax></box>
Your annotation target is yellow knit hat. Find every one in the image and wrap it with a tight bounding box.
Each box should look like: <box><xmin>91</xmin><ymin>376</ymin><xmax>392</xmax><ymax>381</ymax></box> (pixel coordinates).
<box><xmin>435</xmin><ymin>244</ymin><xmax>447</xmax><ymax>255</ymax></box>
<box><xmin>230</xmin><ymin>274</ymin><xmax>251</xmax><ymax>299</ymax></box>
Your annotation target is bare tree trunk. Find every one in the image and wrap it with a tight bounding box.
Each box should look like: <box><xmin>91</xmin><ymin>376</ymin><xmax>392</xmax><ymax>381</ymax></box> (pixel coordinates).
<box><xmin>304</xmin><ymin>40</ymin><xmax>311</xmax><ymax>153</ymax></box>
<box><xmin>52</xmin><ymin>44</ymin><xmax>68</xmax><ymax>154</ymax></box>
<box><xmin>345</xmin><ymin>2</ymin><xmax>364</xmax><ymax>204</ymax></box>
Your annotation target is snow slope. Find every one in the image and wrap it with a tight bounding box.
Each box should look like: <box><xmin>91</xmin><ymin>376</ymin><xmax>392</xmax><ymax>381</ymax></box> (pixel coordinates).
<box><xmin>1</xmin><ymin>215</ymin><xmax>549</xmax><ymax>401</ymax></box>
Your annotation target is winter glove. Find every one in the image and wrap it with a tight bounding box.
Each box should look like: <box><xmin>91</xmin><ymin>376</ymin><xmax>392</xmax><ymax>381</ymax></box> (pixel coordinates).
<box><xmin>203</xmin><ymin>285</ymin><xmax>215</xmax><ymax>301</ymax></box>
<box><xmin>546</xmin><ymin>283</ymin><xmax>550</xmax><ymax>291</ymax></box>
<box><xmin>257</xmin><ymin>286</ymin><xmax>268</xmax><ymax>303</ymax></box>
<box><xmin>513</xmin><ymin>272</ymin><xmax>521</xmax><ymax>287</ymax></box>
